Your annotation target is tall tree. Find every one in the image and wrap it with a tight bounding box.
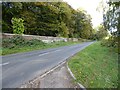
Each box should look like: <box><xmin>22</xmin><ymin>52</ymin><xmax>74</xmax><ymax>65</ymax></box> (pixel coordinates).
<box><xmin>2</xmin><ymin>2</ymin><xmax>23</xmax><ymax>33</ymax></box>
<box><xmin>75</xmin><ymin>9</ymin><xmax>94</xmax><ymax>39</ymax></box>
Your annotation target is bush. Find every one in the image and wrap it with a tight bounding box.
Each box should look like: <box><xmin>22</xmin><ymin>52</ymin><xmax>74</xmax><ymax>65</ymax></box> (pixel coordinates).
<box><xmin>2</xmin><ymin>35</ymin><xmax>25</xmax><ymax>48</ymax></box>
<box><xmin>2</xmin><ymin>38</ymin><xmax>15</xmax><ymax>48</ymax></box>
<box><xmin>11</xmin><ymin>35</ymin><xmax>26</xmax><ymax>45</ymax></box>
<box><xmin>25</xmin><ymin>39</ymin><xmax>45</xmax><ymax>46</ymax></box>
<box><xmin>101</xmin><ymin>36</ymin><xmax>118</xmax><ymax>53</ymax></box>
<box><xmin>2</xmin><ymin>36</ymin><xmax>45</xmax><ymax>48</ymax></box>
<box><xmin>11</xmin><ymin>17</ymin><xmax>24</xmax><ymax>34</ymax></box>
<box><xmin>101</xmin><ymin>36</ymin><xmax>118</xmax><ymax>47</ymax></box>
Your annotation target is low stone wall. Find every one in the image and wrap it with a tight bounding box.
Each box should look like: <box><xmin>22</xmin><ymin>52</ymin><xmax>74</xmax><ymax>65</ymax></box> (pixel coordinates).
<box><xmin>2</xmin><ymin>33</ymin><xmax>78</xmax><ymax>43</ymax></box>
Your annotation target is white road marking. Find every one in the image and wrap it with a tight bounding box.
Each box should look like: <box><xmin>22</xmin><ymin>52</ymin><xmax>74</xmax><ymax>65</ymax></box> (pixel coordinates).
<box><xmin>39</xmin><ymin>52</ymin><xmax>49</xmax><ymax>56</ymax></box>
<box><xmin>0</xmin><ymin>62</ymin><xmax>9</xmax><ymax>66</ymax></box>
<box><xmin>39</xmin><ymin>49</ymin><xmax>62</xmax><ymax>57</ymax></box>
<box><xmin>52</xmin><ymin>49</ymin><xmax>61</xmax><ymax>53</ymax></box>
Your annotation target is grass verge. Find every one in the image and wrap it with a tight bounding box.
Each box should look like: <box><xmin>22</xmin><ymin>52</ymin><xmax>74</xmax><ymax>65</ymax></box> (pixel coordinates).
<box><xmin>2</xmin><ymin>40</ymin><xmax>81</xmax><ymax>55</ymax></box>
<box><xmin>68</xmin><ymin>41</ymin><xmax>118</xmax><ymax>88</ymax></box>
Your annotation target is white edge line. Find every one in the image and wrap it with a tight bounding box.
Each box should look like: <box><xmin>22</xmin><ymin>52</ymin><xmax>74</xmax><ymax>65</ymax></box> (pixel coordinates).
<box><xmin>67</xmin><ymin>62</ymin><xmax>86</xmax><ymax>90</ymax></box>
<box><xmin>0</xmin><ymin>62</ymin><xmax>9</xmax><ymax>66</ymax></box>
<box><xmin>33</xmin><ymin>61</ymin><xmax>66</xmax><ymax>82</ymax></box>
<box><xmin>67</xmin><ymin>63</ymin><xmax>76</xmax><ymax>80</ymax></box>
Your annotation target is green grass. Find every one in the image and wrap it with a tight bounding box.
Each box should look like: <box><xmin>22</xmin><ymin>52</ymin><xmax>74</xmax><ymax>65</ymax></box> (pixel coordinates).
<box><xmin>2</xmin><ymin>41</ymin><xmax>81</xmax><ymax>55</ymax></box>
<box><xmin>68</xmin><ymin>41</ymin><xmax>118</xmax><ymax>88</ymax></box>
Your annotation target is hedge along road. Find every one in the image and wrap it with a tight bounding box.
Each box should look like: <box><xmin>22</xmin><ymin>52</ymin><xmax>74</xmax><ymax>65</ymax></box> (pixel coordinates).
<box><xmin>1</xmin><ymin>41</ymin><xmax>94</xmax><ymax>88</ymax></box>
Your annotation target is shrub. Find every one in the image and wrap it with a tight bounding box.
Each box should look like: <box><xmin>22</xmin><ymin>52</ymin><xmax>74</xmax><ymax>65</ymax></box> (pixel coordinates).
<box><xmin>11</xmin><ymin>17</ymin><xmax>24</xmax><ymax>34</ymax></box>
<box><xmin>101</xmin><ymin>36</ymin><xmax>118</xmax><ymax>53</ymax></box>
<box><xmin>25</xmin><ymin>39</ymin><xmax>45</xmax><ymax>46</ymax></box>
<box><xmin>2</xmin><ymin>36</ymin><xmax>45</xmax><ymax>48</ymax></box>
<box><xmin>2</xmin><ymin>35</ymin><xmax>25</xmax><ymax>48</ymax></box>
<box><xmin>2</xmin><ymin>38</ymin><xmax>14</xmax><ymax>48</ymax></box>
<box><xmin>10</xmin><ymin>35</ymin><xmax>26</xmax><ymax>45</ymax></box>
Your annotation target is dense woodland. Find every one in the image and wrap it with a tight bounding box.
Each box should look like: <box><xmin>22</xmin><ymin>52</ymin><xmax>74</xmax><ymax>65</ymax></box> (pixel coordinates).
<box><xmin>2</xmin><ymin>2</ymin><xmax>96</xmax><ymax>39</ymax></box>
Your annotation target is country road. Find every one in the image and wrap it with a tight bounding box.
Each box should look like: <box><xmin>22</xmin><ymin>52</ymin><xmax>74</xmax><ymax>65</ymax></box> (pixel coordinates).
<box><xmin>1</xmin><ymin>41</ymin><xmax>94</xmax><ymax>88</ymax></box>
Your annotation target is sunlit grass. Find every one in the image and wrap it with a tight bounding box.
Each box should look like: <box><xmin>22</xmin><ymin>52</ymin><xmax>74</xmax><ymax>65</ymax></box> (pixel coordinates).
<box><xmin>68</xmin><ymin>42</ymin><xmax>118</xmax><ymax>88</ymax></box>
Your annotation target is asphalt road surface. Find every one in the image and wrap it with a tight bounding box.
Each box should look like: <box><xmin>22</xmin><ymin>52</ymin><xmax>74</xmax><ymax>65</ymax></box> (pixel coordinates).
<box><xmin>1</xmin><ymin>41</ymin><xmax>94</xmax><ymax>88</ymax></box>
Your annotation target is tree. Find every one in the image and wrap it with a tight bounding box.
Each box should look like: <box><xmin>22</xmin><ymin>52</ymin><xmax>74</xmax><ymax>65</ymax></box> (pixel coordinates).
<box><xmin>102</xmin><ymin>0</ymin><xmax>119</xmax><ymax>49</ymax></box>
<box><xmin>2</xmin><ymin>2</ymin><xmax>95</xmax><ymax>39</ymax></box>
<box><xmin>75</xmin><ymin>9</ymin><xmax>94</xmax><ymax>39</ymax></box>
<box><xmin>2</xmin><ymin>2</ymin><xmax>23</xmax><ymax>33</ymax></box>
<box><xmin>95</xmin><ymin>24</ymin><xmax>108</xmax><ymax>40</ymax></box>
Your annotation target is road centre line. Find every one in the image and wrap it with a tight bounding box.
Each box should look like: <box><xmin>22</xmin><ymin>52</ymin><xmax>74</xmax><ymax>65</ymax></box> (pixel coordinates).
<box><xmin>39</xmin><ymin>52</ymin><xmax>49</xmax><ymax>56</ymax></box>
<box><xmin>0</xmin><ymin>62</ymin><xmax>9</xmax><ymax>66</ymax></box>
<box><xmin>39</xmin><ymin>49</ymin><xmax>61</xmax><ymax>57</ymax></box>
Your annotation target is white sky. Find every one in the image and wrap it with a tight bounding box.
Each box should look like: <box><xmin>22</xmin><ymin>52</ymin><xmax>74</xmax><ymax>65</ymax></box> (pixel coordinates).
<box><xmin>63</xmin><ymin>0</ymin><xmax>103</xmax><ymax>28</ymax></box>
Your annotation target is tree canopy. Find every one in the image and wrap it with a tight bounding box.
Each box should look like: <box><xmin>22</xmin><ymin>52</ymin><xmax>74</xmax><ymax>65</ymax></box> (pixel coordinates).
<box><xmin>2</xmin><ymin>2</ymin><xmax>94</xmax><ymax>39</ymax></box>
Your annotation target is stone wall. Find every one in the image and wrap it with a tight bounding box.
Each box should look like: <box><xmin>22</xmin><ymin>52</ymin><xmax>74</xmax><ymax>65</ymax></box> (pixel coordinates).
<box><xmin>2</xmin><ymin>33</ymin><xmax>78</xmax><ymax>43</ymax></box>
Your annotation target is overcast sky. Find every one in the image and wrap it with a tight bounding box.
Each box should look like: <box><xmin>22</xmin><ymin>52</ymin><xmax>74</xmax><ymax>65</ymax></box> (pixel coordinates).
<box><xmin>63</xmin><ymin>0</ymin><xmax>103</xmax><ymax>28</ymax></box>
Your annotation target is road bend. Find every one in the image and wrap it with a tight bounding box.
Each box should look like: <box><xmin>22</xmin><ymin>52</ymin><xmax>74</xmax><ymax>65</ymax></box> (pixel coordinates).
<box><xmin>1</xmin><ymin>41</ymin><xmax>94</xmax><ymax>88</ymax></box>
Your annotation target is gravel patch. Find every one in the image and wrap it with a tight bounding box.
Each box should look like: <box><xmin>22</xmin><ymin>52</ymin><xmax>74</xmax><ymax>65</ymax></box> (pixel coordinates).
<box><xmin>20</xmin><ymin>63</ymin><xmax>79</xmax><ymax>88</ymax></box>
<box><xmin>39</xmin><ymin>63</ymin><xmax>79</xmax><ymax>88</ymax></box>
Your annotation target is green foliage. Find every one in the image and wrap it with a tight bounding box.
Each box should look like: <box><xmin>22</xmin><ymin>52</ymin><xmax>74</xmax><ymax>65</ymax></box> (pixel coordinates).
<box><xmin>59</xmin><ymin>22</ymin><xmax>69</xmax><ymax>37</ymax></box>
<box><xmin>11</xmin><ymin>17</ymin><xmax>24</xmax><ymax>34</ymax></box>
<box><xmin>2</xmin><ymin>2</ymin><xmax>95</xmax><ymax>39</ymax></box>
<box><xmin>10</xmin><ymin>35</ymin><xmax>25</xmax><ymax>45</ymax></box>
<box><xmin>101</xmin><ymin>31</ymin><xmax>119</xmax><ymax>53</ymax></box>
<box><xmin>26</xmin><ymin>39</ymin><xmax>45</xmax><ymax>46</ymax></box>
<box><xmin>95</xmin><ymin>24</ymin><xmax>108</xmax><ymax>40</ymax></box>
<box><xmin>75</xmin><ymin>9</ymin><xmax>94</xmax><ymax>39</ymax></box>
<box><xmin>2</xmin><ymin>35</ymin><xmax>45</xmax><ymax>49</ymax></box>
<box><xmin>101</xmin><ymin>37</ymin><xmax>117</xmax><ymax>48</ymax></box>
<box><xmin>2</xmin><ymin>2</ymin><xmax>23</xmax><ymax>33</ymax></box>
<box><xmin>2</xmin><ymin>38</ymin><xmax>15</xmax><ymax>48</ymax></box>
<box><xmin>2</xmin><ymin>20</ymin><xmax>11</xmax><ymax>33</ymax></box>
<box><xmin>2</xmin><ymin>36</ymin><xmax>25</xmax><ymax>48</ymax></box>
